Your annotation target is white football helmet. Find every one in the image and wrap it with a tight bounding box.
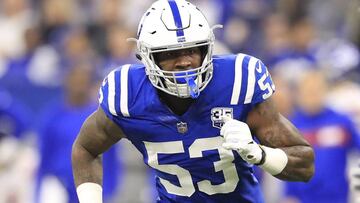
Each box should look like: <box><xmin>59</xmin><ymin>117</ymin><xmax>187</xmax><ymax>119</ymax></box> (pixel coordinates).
<box><xmin>133</xmin><ymin>0</ymin><xmax>220</xmax><ymax>98</ymax></box>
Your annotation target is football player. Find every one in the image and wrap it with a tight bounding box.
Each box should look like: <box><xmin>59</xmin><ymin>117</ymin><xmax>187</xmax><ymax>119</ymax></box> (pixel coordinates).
<box><xmin>283</xmin><ymin>70</ymin><xmax>360</xmax><ymax>203</ymax></box>
<box><xmin>72</xmin><ymin>0</ymin><xmax>314</xmax><ymax>202</ymax></box>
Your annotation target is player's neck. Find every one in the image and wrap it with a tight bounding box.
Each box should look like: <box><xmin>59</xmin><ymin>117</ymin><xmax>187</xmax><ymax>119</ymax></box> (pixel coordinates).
<box><xmin>158</xmin><ymin>90</ymin><xmax>194</xmax><ymax>116</ymax></box>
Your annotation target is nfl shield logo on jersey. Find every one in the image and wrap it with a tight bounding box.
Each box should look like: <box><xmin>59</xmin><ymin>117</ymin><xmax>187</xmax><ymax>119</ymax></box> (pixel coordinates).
<box><xmin>211</xmin><ymin>107</ymin><xmax>233</xmax><ymax>129</ymax></box>
<box><xmin>177</xmin><ymin>122</ymin><xmax>188</xmax><ymax>134</ymax></box>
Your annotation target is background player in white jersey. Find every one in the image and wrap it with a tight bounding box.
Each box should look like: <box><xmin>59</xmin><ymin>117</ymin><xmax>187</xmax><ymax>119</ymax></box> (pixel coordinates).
<box><xmin>72</xmin><ymin>0</ymin><xmax>314</xmax><ymax>202</ymax></box>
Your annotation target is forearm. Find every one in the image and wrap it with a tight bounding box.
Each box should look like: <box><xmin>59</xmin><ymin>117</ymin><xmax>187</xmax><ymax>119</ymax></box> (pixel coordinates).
<box><xmin>246</xmin><ymin>100</ymin><xmax>315</xmax><ymax>182</ymax></box>
<box><xmin>275</xmin><ymin>145</ymin><xmax>314</xmax><ymax>182</ymax></box>
<box><xmin>72</xmin><ymin>141</ymin><xmax>103</xmax><ymax>187</ymax></box>
<box><xmin>258</xmin><ymin>118</ymin><xmax>314</xmax><ymax>182</ymax></box>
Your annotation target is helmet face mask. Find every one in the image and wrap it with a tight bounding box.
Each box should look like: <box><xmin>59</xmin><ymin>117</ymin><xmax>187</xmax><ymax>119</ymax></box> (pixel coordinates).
<box><xmin>135</xmin><ymin>0</ymin><xmax>216</xmax><ymax>98</ymax></box>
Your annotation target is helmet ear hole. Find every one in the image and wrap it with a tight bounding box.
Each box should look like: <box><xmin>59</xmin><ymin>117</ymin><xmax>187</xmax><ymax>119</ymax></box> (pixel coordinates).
<box><xmin>136</xmin><ymin>54</ymin><xmax>142</xmax><ymax>61</ymax></box>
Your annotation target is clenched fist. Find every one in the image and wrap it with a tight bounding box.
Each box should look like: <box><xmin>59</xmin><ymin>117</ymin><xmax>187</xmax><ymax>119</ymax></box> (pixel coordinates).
<box><xmin>220</xmin><ymin>117</ymin><xmax>264</xmax><ymax>165</ymax></box>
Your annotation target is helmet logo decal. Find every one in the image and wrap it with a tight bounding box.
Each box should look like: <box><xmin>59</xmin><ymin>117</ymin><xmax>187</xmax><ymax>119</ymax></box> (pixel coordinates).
<box><xmin>168</xmin><ymin>0</ymin><xmax>186</xmax><ymax>42</ymax></box>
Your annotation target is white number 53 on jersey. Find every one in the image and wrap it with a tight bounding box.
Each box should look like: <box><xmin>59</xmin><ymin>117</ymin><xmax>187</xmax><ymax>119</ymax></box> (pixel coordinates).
<box><xmin>144</xmin><ymin>137</ymin><xmax>239</xmax><ymax>197</ymax></box>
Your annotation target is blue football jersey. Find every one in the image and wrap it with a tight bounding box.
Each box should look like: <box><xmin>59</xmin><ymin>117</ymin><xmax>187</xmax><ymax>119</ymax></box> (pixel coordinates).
<box><xmin>99</xmin><ymin>54</ymin><xmax>275</xmax><ymax>203</ymax></box>
<box><xmin>285</xmin><ymin>107</ymin><xmax>360</xmax><ymax>203</ymax></box>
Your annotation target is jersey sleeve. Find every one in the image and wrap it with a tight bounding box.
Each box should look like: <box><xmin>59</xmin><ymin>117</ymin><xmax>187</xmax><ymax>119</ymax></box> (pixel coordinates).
<box><xmin>230</xmin><ymin>54</ymin><xmax>275</xmax><ymax>106</ymax></box>
<box><xmin>98</xmin><ymin>65</ymin><xmax>131</xmax><ymax>120</ymax></box>
<box><xmin>251</xmin><ymin>59</ymin><xmax>275</xmax><ymax>104</ymax></box>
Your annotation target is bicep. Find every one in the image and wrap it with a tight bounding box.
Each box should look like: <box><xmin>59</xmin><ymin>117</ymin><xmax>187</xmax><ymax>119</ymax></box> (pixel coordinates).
<box><xmin>75</xmin><ymin>107</ymin><xmax>125</xmax><ymax>156</ymax></box>
<box><xmin>246</xmin><ymin>98</ymin><xmax>310</xmax><ymax>148</ymax></box>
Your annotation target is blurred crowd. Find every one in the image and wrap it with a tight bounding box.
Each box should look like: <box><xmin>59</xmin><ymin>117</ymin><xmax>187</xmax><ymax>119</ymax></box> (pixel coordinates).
<box><xmin>0</xmin><ymin>0</ymin><xmax>359</xmax><ymax>203</ymax></box>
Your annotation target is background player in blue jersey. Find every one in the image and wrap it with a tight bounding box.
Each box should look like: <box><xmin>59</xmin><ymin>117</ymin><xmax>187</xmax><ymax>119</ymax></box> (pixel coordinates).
<box><xmin>72</xmin><ymin>0</ymin><xmax>314</xmax><ymax>202</ymax></box>
<box><xmin>37</xmin><ymin>63</ymin><xmax>121</xmax><ymax>203</ymax></box>
<box><xmin>282</xmin><ymin>70</ymin><xmax>360</xmax><ymax>203</ymax></box>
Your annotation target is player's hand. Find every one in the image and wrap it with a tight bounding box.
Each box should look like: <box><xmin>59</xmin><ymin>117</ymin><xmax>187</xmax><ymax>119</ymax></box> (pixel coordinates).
<box><xmin>220</xmin><ymin>117</ymin><xmax>263</xmax><ymax>165</ymax></box>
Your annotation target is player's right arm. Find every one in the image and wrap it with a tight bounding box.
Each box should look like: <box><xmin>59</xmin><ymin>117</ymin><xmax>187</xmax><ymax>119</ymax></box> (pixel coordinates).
<box><xmin>221</xmin><ymin>55</ymin><xmax>314</xmax><ymax>182</ymax></box>
<box><xmin>72</xmin><ymin>107</ymin><xmax>124</xmax><ymax>202</ymax></box>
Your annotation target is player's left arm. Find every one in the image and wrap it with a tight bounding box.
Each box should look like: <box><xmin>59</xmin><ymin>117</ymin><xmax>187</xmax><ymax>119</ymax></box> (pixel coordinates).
<box><xmin>246</xmin><ymin>98</ymin><xmax>315</xmax><ymax>182</ymax></box>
